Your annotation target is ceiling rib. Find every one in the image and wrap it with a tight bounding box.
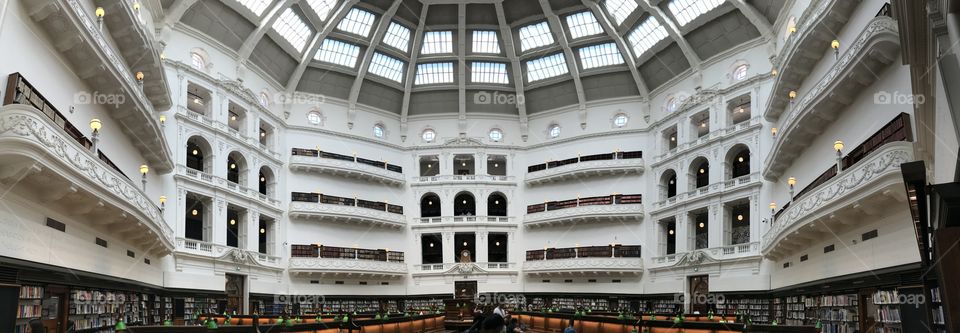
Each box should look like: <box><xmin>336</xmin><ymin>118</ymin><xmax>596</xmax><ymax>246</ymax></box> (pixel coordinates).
<box><xmin>399</xmin><ymin>3</ymin><xmax>431</xmax><ymax>141</ymax></box>
<box><xmin>457</xmin><ymin>3</ymin><xmax>468</xmax><ymax>135</ymax></box>
<box><xmin>284</xmin><ymin>0</ymin><xmax>361</xmax><ymax>95</ymax></box>
<box><xmin>161</xmin><ymin>0</ymin><xmax>198</xmax><ymax>32</ymax></box>
<box><xmin>494</xmin><ymin>2</ymin><xmax>529</xmax><ymax>141</ymax></box>
<box><xmin>635</xmin><ymin>0</ymin><xmax>702</xmax><ymax>72</ymax></box>
<box><xmin>539</xmin><ymin>0</ymin><xmax>587</xmax><ymax>128</ymax></box>
<box><xmin>729</xmin><ymin>0</ymin><xmax>773</xmax><ymax>41</ymax></box>
<box><xmin>582</xmin><ymin>0</ymin><xmax>650</xmax><ymax>101</ymax></box>
<box><xmin>348</xmin><ymin>0</ymin><xmax>404</xmax><ymax>128</ymax></box>
<box><xmin>236</xmin><ymin>0</ymin><xmax>298</xmax><ymax>63</ymax></box>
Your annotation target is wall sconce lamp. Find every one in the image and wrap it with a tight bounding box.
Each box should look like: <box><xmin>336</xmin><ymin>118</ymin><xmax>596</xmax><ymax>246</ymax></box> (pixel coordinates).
<box><xmin>89</xmin><ymin>119</ymin><xmax>101</xmax><ymax>152</ymax></box>
<box><xmin>788</xmin><ymin>177</ymin><xmax>797</xmax><ymax>198</ymax></box>
<box><xmin>831</xmin><ymin>40</ymin><xmax>840</xmax><ymax>59</ymax></box>
<box><xmin>159</xmin><ymin>195</ymin><xmax>167</xmax><ymax>212</ymax></box>
<box><xmin>95</xmin><ymin>7</ymin><xmax>105</xmax><ymax>31</ymax></box>
<box><xmin>139</xmin><ymin>164</ymin><xmax>149</xmax><ymax>191</ymax></box>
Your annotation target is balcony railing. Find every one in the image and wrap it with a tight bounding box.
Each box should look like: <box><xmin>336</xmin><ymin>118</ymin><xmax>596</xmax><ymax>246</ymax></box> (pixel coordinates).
<box><xmin>413</xmin><ymin>174</ymin><xmax>514</xmax><ymax>183</ymax></box>
<box><xmin>416</xmin><ymin>262</ymin><xmax>516</xmax><ymax>272</ymax></box>
<box><xmin>178</xmin><ymin>165</ymin><xmax>281</xmax><ymax>207</ymax></box>
<box><xmin>525</xmin><ymin>245</ymin><xmax>641</xmax><ymax>261</ymax></box>
<box><xmin>650</xmin><ymin>242</ymin><xmax>759</xmax><ymax>269</ymax></box>
<box><xmin>527</xmin><ymin>151</ymin><xmax>642</xmax><ymax>173</ymax></box>
<box><xmin>290</xmin><ymin>192</ymin><xmax>403</xmax><ymax>215</ymax></box>
<box><xmin>653</xmin><ymin>173</ymin><xmax>760</xmax><ymax>210</ymax></box>
<box><xmin>527</xmin><ymin>194</ymin><xmax>642</xmax><ymax>214</ymax></box>
<box><xmin>292</xmin><ymin>148</ymin><xmax>402</xmax><ymax>173</ymax></box>
<box><xmin>290</xmin><ymin>244</ymin><xmax>404</xmax><ymax>262</ymax></box>
<box><xmin>176</xmin><ymin>238</ymin><xmax>282</xmax><ymax>267</ymax></box>
<box><xmin>655</xmin><ymin>117</ymin><xmax>760</xmax><ymax>164</ymax></box>
<box><xmin>177</xmin><ymin>107</ymin><xmax>282</xmax><ymax>161</ymax></box>
<box><xmin>416</xmin><ymin>216</ymin><xmax>512</xmax><ymax>224</ymax></box>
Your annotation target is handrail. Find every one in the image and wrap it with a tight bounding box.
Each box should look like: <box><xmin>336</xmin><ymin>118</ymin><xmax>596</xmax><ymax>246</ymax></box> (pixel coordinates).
<box><xmin>526</xmin><ymin>194</ymin><xmax>642</xmax><ymax>214</ymax></box>
<box><xmin>416</xmin><ymin>216</ymin><xmax>512</xmax><ymax>223</ymax></box>
<box><xmin>290</xmin><ymin>244</ymin><xmax>404</xmax><ymax>262</ymax></box>
<box><xmin>291</xmin><ymin>191</ymin><xmax>403</xmax><ymax>215</ymax></box>
<box><xmin>528</xmin><ymin>151</ymin><xmax>642</xmax><ymax>173</ymax></box>
<box><xmin>178</xmin><ymin>165</ymin><xmax>281</xmax><ymax>206</ymax></box>
<box><xmin>291</xmin><ymin>148</ymin><xmax>403</xmax><ymax>173</ymax></box>
<box><xmin>526</xmin><ymin>245</ymin><xmax>642</xmax><ymax>261</ymax></box>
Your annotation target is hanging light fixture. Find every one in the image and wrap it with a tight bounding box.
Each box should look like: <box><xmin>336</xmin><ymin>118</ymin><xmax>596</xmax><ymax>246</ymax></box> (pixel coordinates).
<box><xmin>788</xmin><ymin>90</ymin><xmax>797</xmax><ymax>103</ymax></box>
<box><xmin>159</xmin><ymin>115</ymin><xmax>166</xmax><ymax>125</ymax></box>
<box><xmin>230</xmin><ymin>219</ymin><xmax>236</xmax><ymax>225</ymax></box>
<box><xmin>771</xmin><ymin>127</ymin><xmax>778</xmax><ymax>137</ymax></box>
<box><xmin>668</xmin><ymin>229</ymin><xmax>674</xmax><ymax>235</ymax></box>
<box><xmin>699</xmin><ymin>222</ymin><xmax>705</xmax><ymax>228</ymax></box>
<box><xmin>192</xmin><ymin>209</ymin><xmax>199</xmax><ymax>216</ymax></box>
<box><xmin>95</xmin><ymin>7</ymin><xmax>105</xmax><ymax>31</ymax></box>
<box><xmin>737</xmin><ymin>214</ymin><xmax>744</xmax><ymax>221</ymax></box>
<box><xmin>771</xmin><ymin>69</ymin><xmax>778</xmax><ymax>76</ymax></box>
<box><xmin>260</xmin><ymin>228</ymin><xmax>266</xmax><ymax>234</ymax></box>
<box><xmin>831</xmin><ymin>39</ymin><xmax>840</xmax><ymax>59</ymax></box>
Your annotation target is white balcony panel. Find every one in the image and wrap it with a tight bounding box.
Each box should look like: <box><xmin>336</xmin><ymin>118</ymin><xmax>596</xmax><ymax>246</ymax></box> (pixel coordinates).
<box><xmin>522</xmin><ymin>257</ymin><xmax>643</xmax><ymax>276</ymax></box>
<box><xmin>525</xmin><ymin>158</ymin><xmax>644</xmax><ymax>186</ymax></box>
<box><xmin>175</xmin><ymin>238</ymin><xmax>283</xmax><ymax>270</ymax></box>
<box><xmin>524</xmin><ymin>204</ymin><xmax>644</xmax><ymax>228</ymax></box>
<box><xmin>177</xmin><ymin>107</ymin><xmax>283</xmax><ymax>163</ymax></box>
<box><xmin>176</xmin><ymin>165</ymin><xmax>282</xmax><ymax>210</ymax></box>
<box><xmin>413</xmin><ymin>262</ymin><xmax>518</xmax><ymax>277</ymax></box>
<box><xmin>411</xmin><ymin>175</ymin><xmax>514</xmax><ymax>186</ymax></box>
<box><xmin>649</xmin><ymin>242</ymin><xmax>760</xmax><ymax>271</ymax></box>
<box><xmin>289</xmin><ymin>201</ymin><xmax>406</xmax><ymax>228</ymax></box>
<box><xmin>289</xmin><ymin>257</ymin><xmax>408</xmax><ymax>278</ymax></box>
<box><xmin>411</xmin><ymin>216</ymin><xmax>516</xmax><ymax>230</ymax></box>
<box><xmin>290</xmin><ymin>155</ymin><xmax>405</xmax><ymax>186</ymax></box>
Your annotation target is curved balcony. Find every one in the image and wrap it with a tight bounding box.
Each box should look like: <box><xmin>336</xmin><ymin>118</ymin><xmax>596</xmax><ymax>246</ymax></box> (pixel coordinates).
<box><xmin>525</xmin><ymin>151</ymin><xmax>644</xmax><ymax>186</ymax></box>
<box><xmin>177</xmin><ymin>107</ymin><xmax>283</xmax><ymax>162</ymax></box>
<box><xmin>652</xmin><ymin>173</ymin><xmax>761</xmax><ymax>213</ymax></box>
<box><xmin>411</xmin><ymin>174</ymin><xmax>515</xmax><ymax>186</ymax></box>
<box><xmin>761</xmin><ymin>141</ymin><xmax>914</xmax><ymax>258</ymax></box>
<box><xmin>289</xmin><ymin>244</ymin><xmax>406</xmax><ymax>278</ymax></box>
<box><xmin>653</xmin><ymin>118</ymin><xmax>761</xmax><ymax>165</ymax></box>
<box><xmin>289</xmin><ymin>192</ymin><xmax>405</xmax><ymax>228</ymax></box>
<box><xmin>290</xmin><ymin>149</ymin><xmax>404</xmax><ymax>186</ymax></box>
<box><xmin>763</xmin><ymin>17</ymin><xmax>901</xmax><ymax>181</ymax></box>
<box><xmin>175</xmin><ymin>165</ymin><xmax>282</xmax><ymax>210</ymax></box>
<box><xmin>0</xmin><ymin>104</ymin><xmax>174</xmax><ymax>253</ymax></box>
<box><xmin>524</xmin><ymin>194</ymin><xmax>643</xmax><ymax>228</ymax></box>
<box><xmin>765</xmin><ymin>0</ymin><xmax>862</xmax><ymax>120</ymax></box>
<box><xmin>175</xmin><ymin>238</ymin><xmax>282</xmax><ymax>270</ymax></box>
<box><xmin>411</xmin><ymin>216</ymin><xmax>516</xmax><ymax>230</ymax></box>
<box><xmin>649</xmin><ymin>242</ymin><xmax>760</xmax><ymax>271</ymax></box>
<box><xmin>414</xmin><ymin>262</ymin><xmax>517</xmax><ymax>277</ymax></box>
<box><xmin>523</xmin><ymin>245</ymin><xmax>643</xmax><ymax>276</ymax></box>
<box><xmin>24</xmin><ymin>0</ymin><xmax>173</xmax><ymax>172</ymax></box>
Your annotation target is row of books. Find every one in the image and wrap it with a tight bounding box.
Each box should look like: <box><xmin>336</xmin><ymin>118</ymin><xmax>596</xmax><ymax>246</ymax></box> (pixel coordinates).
<box><xmin>872</xmin><ymin>290</ymin><xmax>900</xmax><ymax>305</ymax></box>
<box><xmin>820</xmin><ymin>323</ymin><xmax>857</xmax><ymax>333</ymax></box>
<box><xmin>19</xmin><ymin>286</ymin><xmax>43</xmax><ymax>299</ymax></box>
<box><xmin>17</xmin><ymin>304</ymin><xmax>41</xmax><ymax>319</ymax></box>
<box><xmin>818</xmin><ymin>308</ymin><xmax>858</xmax><ymax>322</ymax></box>
<box><xmin>875</xmin><ymin>306</ymin><xmax>901</xmax><ymax>323</ymax></box>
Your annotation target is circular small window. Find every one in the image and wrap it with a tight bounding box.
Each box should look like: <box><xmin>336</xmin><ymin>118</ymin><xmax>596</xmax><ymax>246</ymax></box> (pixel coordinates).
<box><xmin>259</xmin><ymin>92</ymin><xmax>270</xmax><ymax>107</ymax></box>
<box><xmin>666</xmin><ymin>97</ymin><xmax>679</xmax><ymax>113</ymax></box>
<box><xmin>613</xmin><ymin>114</ymin><xmax>629</xmax><ymax>127</ymax></box>
<box><xmin>733</xmin><ymin>64</ymin><xmax>748</xmax><ymax>81</ymax></box>
<box><xmin>489</xmin><ymin>129</ymin><xmax>503</xmax><ymax>142</ymax></box>
<box><xmin>548</xmin><ymin>125</ymin><xmax>561</xmax><ymax>138</ymax></box>
<box><xmin>422</xmin><ymin>129</ymin><xmax>436</xmax><ymax>142</ymax></box>
<box><xmin>373</xmin><ymin>124</ymin><xmax>385</xmax><ymax>138</ymax></box>
<box><xmin>307</xmin><ymin>111</ymin><xmax>322</xmax><ymax>125</ymax></box>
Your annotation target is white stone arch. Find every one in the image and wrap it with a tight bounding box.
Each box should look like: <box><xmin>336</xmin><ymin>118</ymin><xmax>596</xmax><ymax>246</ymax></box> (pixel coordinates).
<box><xmin>687</xmin><ymin>155</ymin><xmax>712</xmax><ymax>191</ymax></box>
<box><xmin>185</xmin><ymin>133</ymin><xmax>215</xmax><ymax>173</ymax></box>
<box><xmin>189</xmin><ymin>47</ymin><xmax>211</xmax><ymax>72</ymax></box>
<box><xmin>723</xmin><ymin>141</ymin><xmax>754</xmax><ymax>180</ymax></box>
<box><xmin>728</xmin><ymin>59</ymin><xmax>750</xmax><ymax>83</ymax></box>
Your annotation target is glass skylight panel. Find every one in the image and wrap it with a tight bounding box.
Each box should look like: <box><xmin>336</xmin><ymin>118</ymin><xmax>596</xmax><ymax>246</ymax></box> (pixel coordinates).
<box><xmin>315</xmin><ymin>39</ymin><xmax>360</xmax><ymax>67</ymax></box>
<box><xmin>579</xmin><ymin>43</ymin><xmax>624</xmax><ymax>69</ymax></box>
<box><xmin>272</xmin><ymin>9</ymin><xmax>312</xmax><ymax>52</ymax></box>
<box><xmin>518</xmin><ymin>22</ymin><xmax>555</xmax><ymax>52</ymax></box>
<box><xmin>368</xmin><ymin>52</ymin><xmax>405</xmax><ymax>83</ymax></box>
<box><xmin>472</xmin><ymin>31</ymin><xmax>501</xmax><ymax>54</ymax></box>
<box><xmin>668</xmin><ymin>0</ymin><xmax>725</xmax><ymax>26</ymax></box>
<box><xmin>421</xmin><ymin>31</ymin><xmax>453</xmax><ymax>54</ymax></box>
<box><xmin>337</xmin><ymin>8</ymin><xmax>376</xmax><ymax>37</ymax></box>
<box><xmin>238</xmin><ymin>0</ymin><xmax>270</xmax><ymax>16</ymax></box>
<box><xmin>305</xmin><ymin>0</ymin><xmax>337</xmax><ymax>20</ymax></box>
<box><xmin>566</xmin><ymin>12</ymin><xmax>604</xmax><ymax>39</ymax></box>
<box><xmin>382</xmin><ymin>22</ymin><xmax>411</xmax><ymax>52</ymax></box>
<box><xmin>604</xmin><ymin>0</ymin><xmax>638</xmax><ymax>25</ymax></box>
<box><xmin>415</xmin><ymin>62</ymin><xmax>455</xmax><ymax>85</ymax></box>
<box><xmin>627</xmin><ymin>17</ymin><xmax>668</xmax><ymax>57</ymax></box>
<box><xmin>526</xmin><ymin>53</ymin><xmax>568</xmax><ymax>82</ymax></box>
<box><xmin>471</xmin><ymin>62</ymin><xmax>509</xmax><ymax>84</ymax></box>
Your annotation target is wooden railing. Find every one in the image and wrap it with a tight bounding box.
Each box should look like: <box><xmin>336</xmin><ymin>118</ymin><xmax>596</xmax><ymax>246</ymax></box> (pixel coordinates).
<box><xmin>526</xmin><ymin>245</ymin><xmax>642</xmax><ymax>261</ymax></box>
<box><xmin>290</xmin><ymin>244</ymin><xmax>404</xmax><ymax>262</ymax></box>
<box><xmin>290</xmin><ymin>191</ymin><xmax>403</xmax><ymax>215</ymax></box>
<box><xmin>291</xmin><ymin>148</ymin><xmax>403</xmax><ymax>173</ymax></box>
<box><xmin>526</xmin><ymin>194</ymin><xmax>642</xmax><ymax>214</ymax></box>
<box><xmin>527</xmin><ymin>151</ymin><xmax>643</xmax><ymax>173</ymax></box>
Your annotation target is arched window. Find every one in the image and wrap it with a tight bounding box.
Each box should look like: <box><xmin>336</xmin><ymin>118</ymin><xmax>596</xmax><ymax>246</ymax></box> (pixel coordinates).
<box><xmin>487</xmin><ymin>193</ymin><xmax>507</xmax><ymax>217</ymax></box>
<box><xmin>613</xmin><ymin>113</ymin><xmax>629</xmax><ymax>127</ymax></box>
<box><xmin>666</xmin><ymin>96</ymin><xmax>680</xmax><ymax>113</ymax></box>
<box><xmin>226</xmin><ymin>151</ymin><xmax>247</xmax><ymax>185</ymax></box>
<box><xmin>691</xmin><ymin>158</ymin><xmax>710</xmax><ymax>189</ymax></box>
<box><xmin>661</xmin><ymin>170</ymin><xmax>678</xmax><ymax>199</ymax></box>
<box><xmin>421</xmin><ymin>128</ymin><xmax>436</xmax><ymax>142</ymax></box>
<box><xmin>373</xmin><ymin>124</ymin><xmax>386</xmax><ymax>138</ymax></box>
<box><xmin>454</xmin><ymin>192</ymin><xmax>476</xmax><ymax>216</ymax></box>
<box><xmin>259</xmin><ymin>92</ymin><xmax>270</xmax><ymax>107</ymax></box>
<box><xmin>191</xmin><ymin>52</ymin><xmax>206</xmax><ymax>70</ymax></box>
<box><xmin>732</xmin><ymin>64</ymin><xmax>748</xmax><ymax>81</ymax></box>
<box><xmin>258</xmin><ymin>166</ymin><xmax>275</xmax><ymax>196</ymax></box>
<box><xmin>727</xmin><ymin>144</ymin><xmax>751</xmax><ymax>179</ymax></box>
<box><xmin>420</xmin><ymin>193</ymin><xmax>441</xmax><ymax>217</ymax></box>
<box><xmin>186</xmin><ymin>136</ymin><xmax>213</xmax><ymax>173</ymax></box>
<box><xmin>548</xmin><ymin>124</ymin><xmax>561</xmax><ymax>138</ymax></box>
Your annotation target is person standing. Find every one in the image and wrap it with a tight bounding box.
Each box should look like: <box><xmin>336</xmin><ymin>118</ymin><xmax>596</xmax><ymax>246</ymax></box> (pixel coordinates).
<box><xmin>563</xmin><ymin>319</ymin><xmax>576</xmax><ymax>333</ymax></box>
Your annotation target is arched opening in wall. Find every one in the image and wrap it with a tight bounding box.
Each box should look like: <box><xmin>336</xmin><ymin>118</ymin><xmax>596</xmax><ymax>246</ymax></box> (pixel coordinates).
<box><xmin>726</xmin><ymin>144</ymin><xmax>751</xmax><ymax>179</ymax></box>
<box><xmin>455</xmin><ymin>233</ymin><xmax>476</xmax><ymax>262</ymax></box>
<box><xmin>727</xmin><ymin>94</ymin><xmax>751</xmax><ymax>126</ymax></box>
<box><xmin>454</xmin><ymin>192</ymin><xmax>476</xmax><ymax>216</ymax></box>
<box><xmin>259</xmin><ymin>121</ymin><xmax>275</xmax><ymax>149</ymax></box>
<box><xmin>259</xmin><ymin>215</ymin><xmax>275</xmax><ymax>255</ymax></box>
<box><xmin>258</xmin><ymin>166</ymin><xmax>275</xmax><ymax>197</ymax></box>
<box><xmin>226</xmin><ymin>204</ymin><xmax>247</xmax><ymax>248</ymax></box>
<box><xmin>660</xmin><ymin>169</ymin><xmax>678</xmax><ymax>199</ymax></box>
<box><xmin>488</xmin><ymin>233</ymin><xmax>508</xmax><ymax>262</ymax></box>
<box><xmin>228</xmin><ymin>102</ymin><xmax>248</xmax><ymax>133</ymax></box>
<box><xmin>487</xmin><ymin>192</ymin><xmax>507</xmax><ymax>217</ymax></box>
<box><xmin>420</xmin><ymin>193</ymin><xmax>441</xmax><ymax>217</ymax></box>
<box><xmin>419</xmin><ymin>155</ymin><xmax>440</xmax><ymax>177</ymax></box>
<box><xmin>659</xmin><ymin>217</ymin><xmax>677</xmax><ymax>255</ymax></box>
<box><xmin>662</xmin><ymin>126</ymin><xmax>678</xmax><ymax>153</ymax></box>
<box><xmin>453</xmin><ymin>154</ymin><xmax>475</xmax><ymax>175</ymax></box>
<box><xmin>226</xmin><ymin>151</ymin><xmax>248</xmax><ymax>186</ymax></box>
<box><xmin>689</xmin><ymin>157</ymin><xmax>710</xmax><ymax>189</ymax></box>
<box><xmin>487</xmin><ymin>155</ymin><xmax>507</xmax><ymax>176</ymax></box>
<box><xmin>724</xmin><ymin>199</ymin><xmax>751</xmax><ymax>246</ymax></box>
<box><xmin>191</xmin><ymin>52</ymin><xmax>206</xmax><ymax>71</ymax></box>
<box><xmin>691</xmin><ymin>209</ymin><xmax>709</xmax><ymax>250</ymax></box>
<box><xmin>421</xmin><ymin>234</ymin><xmax>443</xmax><ymax>264</ymax></box>
<box><xmin>186</xmin><ymin>136</ymin><xmax>212</xmax><ymax>173</ymax></box>
<box><xmin>690</xmin><ymin>110</ymin><xmax>710</xmax><ymax>140</ymax></box>
<box><xmin>185</xmin><ymin>193</ymin><xmax>211</xmax><ymax>242</ymax></box>
<box><xmin>186</xmin><ymin>83</ymin><xmax>212</xmax><ymax>116</ymax></box>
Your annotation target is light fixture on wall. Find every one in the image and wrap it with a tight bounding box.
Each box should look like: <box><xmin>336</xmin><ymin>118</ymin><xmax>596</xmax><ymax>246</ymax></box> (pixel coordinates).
<box><xmin>699</xmin><ymin>168</ymin><xmax>705</xmax><ymax>174</ymax></box>
<box><xmin>462</xmin><ymin>200</ymin><xmax>467</xmax><ymax>204</ymax></box>
<box><xmin>192</xmin><ymin>209</ymin><xmax>199</xmax><ymax>216</ymax></box>
<box><xmin>495</xmin><ymin>241</ymin><xmax>501</xmax><ymax>246</ymax></box>
<box><xmin>834</xmin><ymin>140</ymin><xmax>845</xmax><ymax>170</ymax></box>
<box><xmin>230</xmin><ymin>163</ymin><xmax>236</xmax><ymax>170</ymax></box>
<box><xmin>788</xmin><ymin>177</ymin><xmax>797</xmax><ymax>198</ymax></box>
<box><xmin>462</xmin><ymin>241</ymin><xmax>468</xmax><ymax>246</ymax></box>
<box><xmin>261</xmin><ymin>176</ymin><xmax>266</xmax><ymax>182</ymax></box>
<box><xmin>428</xmin><ymin>201</ymin><xmax>433</xmax><ymax>206</ymax></box>
<box><xmin>494</xmin><ymin>163</ymin><xmax>499</xmax><ymax>168</ymax></box>
<box><xmin>788</xmin><ymin>90</ymin><xmax>797</xmax><ymax>104</ymax></box>
<box><xmin>461</xmin><ymin>162</ymin><xmax>467</xmax><ymax>167</ymax></box>
<box><xmin>159</xmin><ymin>196</ymin><xmax>167</xmax><ymax>212</ymax></box>
<box><xmin>831</xmin><ymin>39</ymin><xmax>840</xmax><ymax>59</ymax></box>
<box><xmin>95</xmin><ymin>7</ymin><xmax>105</xmax><ymax>31</ymax></box>
<box><xmin>738</xmin><ymin>156</ymin><xmax>745</xmax><ymax>163</ymax></box>
<box><xmin>427</xmin><ymin>164</ymin><xmax>432</xmax><ymax>168</ymax></box>
<box><xmin>700</xmin><ymin>122</ymin><xmax>707</xmax><ymax>128</ymax></box>
<box><xmin>769</xmin><ymin>202</ymin><xmax>777</xmax><ymax>215</ymax></box>
<box><xmin>89</xmin><ymin>119</ymin><xmax>101</xmax><ymax>152</ymax></box>
<box><xmin>670</xmin><ymin>136</ymin><xmax>676</xmax><ymax>142</ymax></box>
<box><xmin>230</xmin><ymin>219</ymin><xmax>236</xmax><ymax>225</ymax></box>
<box><xmin>771</xmin><ymin>69</ymin><xmax>778</xmax><ymax>77</ymax></box>
<box><xmin>668</xmin><ymin>229</ymin><xmax>675</xmax><ymax>235</ymax></box>
<box><xmin>139</xmin><ymin>165</ymin><xmax>149</xmax><ymax>191</ymax></box>
<box><xmin>771</xmin><ymin>127</ymin><xmax>778</xmax><ymax>137</ymax></box>
<box><xmin>231</xmin><ymin>115</ymin><xmax>237</xmax><ymax>121</ymax></box>
<box><xmin>260</xmin><ymin>228</ymin><xmax>266</xmax><ymax>234</ymax></box>
<box><xmin>135</xmin><ymin>72</ymin><xmax>144</xmax><ymax>90</ymax></box>
<box><xmin>788</xmin><ymin>25</ymin><xmax>797</xmax><ymax>34</ymax></box>
<box><xmin>699</xmin><ymin>222</ymin><xmax>705</xmax><ymax>228</ymax></box>
<box><xmin>192</xmin><ymin>149</ymin><xmax>199</xmax><ymax>156</ymax></box>
<box><xmin>159</xmin><ymin>115</ymin><xmax>166</xmax><ymax>126</ymax></box>
<box><xmin>737</xmin><ymin>214</ymin><xmax>744</xmax><ymax>221</ymax></box>
<box><xmin>429</xmin><ymin>242</ymin><xmax>434</xmax><ymax>247</ymax></box>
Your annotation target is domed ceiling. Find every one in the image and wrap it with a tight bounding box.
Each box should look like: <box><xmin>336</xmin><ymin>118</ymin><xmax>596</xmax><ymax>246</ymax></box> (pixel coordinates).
<box><xmin>159</xmin><ymin>0</ymin><xmax>785</xmax><ymax>117</ymax></box>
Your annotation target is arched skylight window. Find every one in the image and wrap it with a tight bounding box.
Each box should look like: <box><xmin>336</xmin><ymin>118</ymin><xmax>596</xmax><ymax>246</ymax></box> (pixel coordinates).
<box><xmin>368</xmin><ymin>52</ymin><xmax>405</xmax><ymax>83</ymax></box>
<box><xmin>272</xmin><ymin>9</ymin><xmax>312</xmax><ymax>52</ymax></box>
<box><xmin>382</xmin><ymin>22</ymin><xmax>411</xmax><ymax>52</ymax></box>
<box><xmin>238</xmin><ymin>0</ymin><xmax>270</xmax><ymax>16</ymax></box>
<box><xmin>733</xmin><ymin>64</ymin><xmax>748</xmax><ymax>81</ymax></box>
<box><xmin>305</xmin><ymin>0</ymin><xmax>337</xmax><ymax>20</ymax></box>
<box><xmin>518</xmin><ymin>22</ymin><xmax>555</xmax><ymax>52</ymax></box>
<box><xmin>471</xmin><ymin>62</ymin><xmax>509</xmax><ymax>84</ymax></box>
<box><xmin>421</xmin><ymin>31</ymin><xmax>453</xmax><ymax>54</ymax></box>
<box><xmin>627</xmin><ymin>17</ymin><xmax>668</xmax><ymax>57</ymax></box>
<box><xmin>526</xmin><ymin>53</ymin><xmax>568</xmax><ymax>82</ymax></box>
<box><xmin>668</xmin><ymin>0</ymin><xmax>725</xmax><ymax>26</ymax></box>
<box><xmin>604</xmin><ymin>0</ymin><xmax>638</xmax><ymax>26</ymax></box>
<box><xmin>566</xmin><ymin>12</ymin><xmax>603</xmax><ymax>39</ymax></box>
<box><xmin>191</xmin><ymin>52</ymin><xmax>205</xmax><ymax>70</ymax></box>
<box><xmin>337</xmin><ymin>8</ymin><xmax>376</xmax><ymax>37</ymax></box>
<box><xmin>472</xmin><ymin>31</ymin><xmax>500</xmax><ymax>54</ymax></box>
<box><xmin>415</xmin><ymin>62</ymin><xmax>454</xmax><ymax>85</ymax></box>
<box><xmin>315</xmin><ymin>39</ymin><xmax>361</xmax><ymax>67</ymax></box>
<box><xmin>579</xmin><ymin>43</ymin><xmax>624</xmax><ymax>69</ymax></box>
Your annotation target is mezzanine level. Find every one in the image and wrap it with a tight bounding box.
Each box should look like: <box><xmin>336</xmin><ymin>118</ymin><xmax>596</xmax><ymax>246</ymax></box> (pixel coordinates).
<box><xmin>290</xmin><ymin>148</ymin><xmax>404</xmax><ymax>186</ymax></box>
<box><xmin>525</xmin><ymin>151</ymin><xmax>643</xmax><ymax>186</ymax></box>
<box><xmin>525</xmin><ymin>194</ymin><xmax>643</xmax><ymax>228</ymax></box>
<box><xmin>289</xmin><ymin>192</ymin><xmax>405</xmax><ymax>228</ymax></box>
